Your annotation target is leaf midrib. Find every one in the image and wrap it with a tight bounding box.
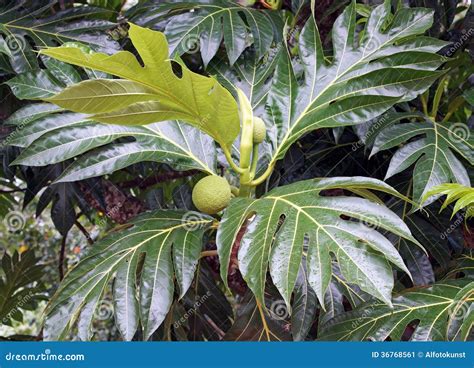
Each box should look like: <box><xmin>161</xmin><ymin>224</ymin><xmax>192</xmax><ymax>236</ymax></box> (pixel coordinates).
<box><xmin>270</xmin><ymin>10</ymin><xmax>432</xmax><ymax>166</ymax></box>
<box><xmin>265</xmin><ymin>195</ymin><xmax>388</xmax><ymax>302</ymax></box>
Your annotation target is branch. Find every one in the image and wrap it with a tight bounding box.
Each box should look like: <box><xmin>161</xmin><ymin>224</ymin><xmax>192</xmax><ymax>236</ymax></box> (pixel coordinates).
<box><xmin>58</xmin><ymin>235</ymin><xmax>67</xmax><ymax>281</ymax></box>
<box><xmin>222</xmin><ymin>146</ymin><xmax>245</xmax><ymax>174</ymax></box>
<box><xmin>75</xmin><ymin>220</ymin><xmax>93</xmax><ymax>245</ymax></box>
<box><xmin>200</xmin><ymin>250</ymin><xmax>218</xmax><ymax>258</ymax></box>
<box><xmin>203</xmin><ymin>314</ymin><xmax>225</xmax><ymax>340</ymax></box>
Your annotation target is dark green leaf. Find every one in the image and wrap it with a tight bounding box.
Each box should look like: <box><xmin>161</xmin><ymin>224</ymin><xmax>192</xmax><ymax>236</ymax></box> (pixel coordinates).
<box><xmin>128</xmin><ymin>0</ymin><xmax>282</xmax><ymax>66</ymax></box>
<box><xmin>0</xmin><ymin>250</ymin><xmax>47</xmax><ymax>325</ymax></box>
<box><xmin>263</xmin><ymin>1</ymin><xmax>447</xmax><ymax>171</ymax></box>
<box><xmin>319</xmin><ymin>279</ymin><xmax>474</xmax><ymax>341</ymax></box>
<box><xmin>43</xmin><ymin>210</ymin><xmax>213</xmax><ymax>341</ymax></box>
<box><xmin>371</xmin><ymin>117</ymin><xmax>473</xmax><ymax>205</ymax></box>
<box><xmin>217</xmin><ymin>177</ymin><xmax>419</xmax><ymax>311</ymax></box>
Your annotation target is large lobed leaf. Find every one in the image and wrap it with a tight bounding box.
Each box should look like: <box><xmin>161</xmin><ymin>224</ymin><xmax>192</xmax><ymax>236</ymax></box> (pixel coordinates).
<box><xmin>390</xmin><ymin>196</ymin><xmax>451</xmax><ymax>286</ymax></box>
<box><xmin>38</xmin><ymin>23</ymin><xmax>240</xmax><ymax>149</ymax></box>
<box><xmin>127</xmin><ymin>0</ymin><xmax>283</xmax><ymax>66</ymax></box>
<box><xmin>209</xmin><ymin>49</ymin><xmax>280</xmax><ymax>116</ymax></box>
<box><xmin>217</xmin><ymin>177</ymin><xmax>421</xmax><ymax>311</ymax></box>
<box><xmin>5</xmin><ymin>51</ymin><xmax>84</xmax><ymax>101</ymax></box>
<box><xmin>10</xmin><ymin>112</ymin><xmax>218</xmax><ymax>181</ymax></box>
<box><xmin>7</xmin><ymin>68</ymin><xmax>218</xmax><ymax>180</ymax></box>
<box><xmin>0</xmin><ymin>1</ymin><xmax>119</xmax><ymax>74</ymax></box>
<box><xmin>319</xmin><ymin>279</ymin><xmax>474</xmax><ymax>341</ymax></box>
<box><xmin>43</xmin><ymin>210</ymin><xmax>213</xmax><ymax>341</ymax></box>
<box><xmin>0</xmin><ymin>250</ymin><xmax>47</xmax><ymax>326</ymax></box>
<box><xmin>262</xmin><ymin>0</ymin><xmax>448</xmax><ymax>171</ymax></box>
<box><xmin>208</xmin><ymin>48</ymin><xmax>281</xmax><ymax>172</ymax></box>
<box><xmin>371</xmin><ymin>116</ymin><xmax>473</xmax><ymax>205</ymax></box>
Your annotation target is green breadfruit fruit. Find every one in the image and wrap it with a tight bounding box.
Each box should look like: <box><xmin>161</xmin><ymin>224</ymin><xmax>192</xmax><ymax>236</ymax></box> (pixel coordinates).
<box><xmin>192</xmin><ymin>176</ymin><xmax>232</xmax><ymax>214</ymax></box>
<box><xmin>253</xmin><ymin>117</ymin><xmax>267</xmax><ymax>144</ymax></box>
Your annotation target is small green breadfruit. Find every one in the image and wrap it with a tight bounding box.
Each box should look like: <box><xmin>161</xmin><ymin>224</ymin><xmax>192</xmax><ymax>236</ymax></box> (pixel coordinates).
<box><xmin>253</xmin><ymin>117</ymin><xmax>267</xmax><ymax>144</ymax></box>
<box><xmin>192</xmin><ymin>175</ymin><xmax>231</xmax><ymax>214</ymax></box>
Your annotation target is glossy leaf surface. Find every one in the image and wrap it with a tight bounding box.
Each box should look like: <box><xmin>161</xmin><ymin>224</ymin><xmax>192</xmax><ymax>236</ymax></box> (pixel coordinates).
<box><xmin>371</xmin><ymin>117</ymin><xmax>473</xmax><ymax>205</ymax></box>
<box><xmin>319</xmin><ymin>279</ymin><xmax>474</xmax><ymax>341</ymax></box>
<box><xmin>43</xmin><ymin>210</ymin><xmax>213</xmax><ymax>341</ymax></box>
<box><xmin>39</xmin><ymin>24</ymin><xmax>240</xmax><ymax>149</ymax></box>
<box><xmin>217</xmin><ymin>177</ymin><xmax>419</xmax><ymax>311</ymax></box>
<box><xmin>263</xmin><ymin>1</ymin><xmax>447</xmax><ymax>170</ymax></box>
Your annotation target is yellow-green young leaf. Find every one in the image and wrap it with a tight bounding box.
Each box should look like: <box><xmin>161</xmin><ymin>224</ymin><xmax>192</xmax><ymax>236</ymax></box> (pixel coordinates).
<box><xmin>422</xmin><ymin>183</ymin><xmax>474</xmax><ymax>219</ymax></box>
<box><xmin>39</xmin><ymin>23</ymin><xmax>240</xmax><ymax>149</ymax></box>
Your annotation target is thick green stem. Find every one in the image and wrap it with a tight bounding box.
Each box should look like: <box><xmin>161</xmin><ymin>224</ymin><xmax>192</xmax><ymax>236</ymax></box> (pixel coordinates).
<box><xmin>239</xmin><ymin>135</ymin><xmax>253</xmax><ymax>171</ymax></box>
<box><xmin>239</xmin><ymin>170</ymin><xmax>252</xmax><ymax>197</ymax></box>
<box><xmin>249</xmin><ymin>162</ymin><xmax>275</xmax><ymax>186</ymax></box>
<box><xmin>238</xmin><ymin>132</ymin><xmax>253</xmax><ymax>196</ymax></box>
<box><xmin>442</xmin><ymin>95</ymin><xmax>465</xmax><ymax>123</ymax></box>
<box><xmin>223</xmin><ymin>146</ymin><xmax>245</xmax><ymax>174</ymax></box>
<box><xmin>236</xmin><ymin>89</ymin><xmax>255</xmax><ymax>197</ymax></box>
<box><xmin>249</xmin><ymin>145</ymin><xmax>259</xmax><ymax>180</ymax></box>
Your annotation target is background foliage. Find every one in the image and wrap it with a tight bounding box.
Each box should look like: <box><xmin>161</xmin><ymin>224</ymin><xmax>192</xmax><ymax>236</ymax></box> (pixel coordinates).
<box><xmin>0</xmin><ymin>0</ymin><xmax>472</xmax><ymax>341</ymax></box>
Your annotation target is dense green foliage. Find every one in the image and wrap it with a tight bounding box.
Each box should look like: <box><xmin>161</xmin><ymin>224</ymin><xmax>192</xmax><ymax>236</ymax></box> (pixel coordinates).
<box><xmin>0</xmin><ymin>0</ymin><xmax>472</xmax><ymax>342</ymax></box>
